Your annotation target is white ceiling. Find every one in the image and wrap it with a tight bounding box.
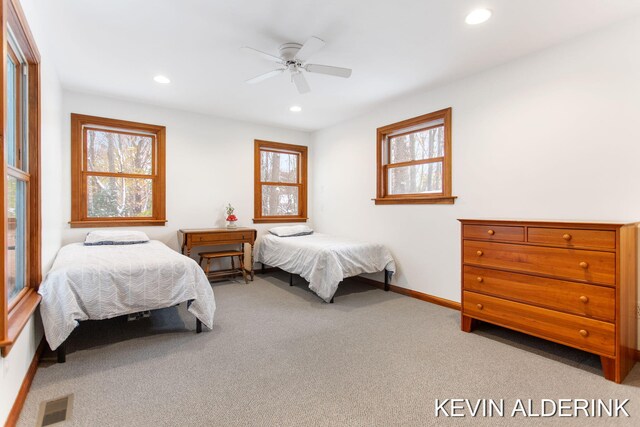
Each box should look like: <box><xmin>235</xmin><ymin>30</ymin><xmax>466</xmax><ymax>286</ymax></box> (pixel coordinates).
<box><xmin>42</xmin><ymin>0</ymin><xmax>640</xmax><ymax>131</ymax></box>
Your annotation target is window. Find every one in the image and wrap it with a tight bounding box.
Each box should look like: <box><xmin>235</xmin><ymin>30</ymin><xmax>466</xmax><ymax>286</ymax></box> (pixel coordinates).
<box><xmin>253</xmin><ymin>140</ymin><xmax>308</xmax><ymax>223</ymax></box>
<box><xmin>375</xmin><ymin>108</ymin><xmax>456</xmax><ymax>204</ymax></box>
<box><xmin>70</xmin><ymin>114</ymin><xmax>166</xmax><ymax>227</ymax></box>
<box><xmin>1</xmin><ymin>0</ymin><xmax>42</xmax><ymax>356</ymax></box>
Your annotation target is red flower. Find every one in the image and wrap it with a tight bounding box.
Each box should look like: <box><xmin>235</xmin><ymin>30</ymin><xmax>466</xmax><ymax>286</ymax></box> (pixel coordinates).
<box><xmin>226</xmin><ymin>214</ymin><xmax>237</xmax><ymax>221</ymax></box>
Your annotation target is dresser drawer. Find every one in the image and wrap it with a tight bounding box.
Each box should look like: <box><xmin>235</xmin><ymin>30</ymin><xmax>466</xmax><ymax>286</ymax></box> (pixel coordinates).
<box><xmin>463</xmin><ymin>225</ymin><xmax>524</xmax><ymax>242</ymax></box>
<box><xmin>528</xmin><ymin>227</ymin><xmax>616</xmax><ymax>250</ymax></box>
<box><xmin>463</xmin><ymin>241</ymin><xmax>615</xmax><ymax>286</ymax></box>
<box><xmin>191</xmin><ymin>231</ymin><xmax>251</xmax><ymax>244</ymax></box>
<box><xmin>463</xmin><ymin>266</ymin><xmax>615</xmax><ymax>321</ymax></box>
<box><xmin>463</xmin><ymin>291</ymin><xmax>615</xmax><ymax>356</ymax></box>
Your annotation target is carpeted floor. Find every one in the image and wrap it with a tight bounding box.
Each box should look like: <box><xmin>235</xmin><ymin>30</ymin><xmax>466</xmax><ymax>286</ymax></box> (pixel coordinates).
<box><xmin>17</xmin><ymin>272</ymin><xmax>640</xmax><ymax>426</ymax></box>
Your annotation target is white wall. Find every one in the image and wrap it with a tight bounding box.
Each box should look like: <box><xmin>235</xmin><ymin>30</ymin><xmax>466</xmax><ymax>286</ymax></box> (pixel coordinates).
<box><xmin>311</xmin><ymin>17</ymin><xmax>640</xmax><ymax>303</ymax></box>
<box><xmin>0</xmin><ymin>0</ymin><xmax>64</xmax><ymax>424</ymax></box>
<box><xmin>60</xmin><ymin>91</ymin><xmax>313</xmax><ymax>249</ymax></box>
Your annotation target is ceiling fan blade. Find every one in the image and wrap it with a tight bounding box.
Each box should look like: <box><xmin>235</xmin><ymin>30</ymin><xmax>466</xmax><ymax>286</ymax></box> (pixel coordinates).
<box><xmin>295</xmin><ymin>36</ymin><xmax>325</xmax><ymax>61</ymax></box>
<box><xmin>241</xmin><ymin>46</ymin><xmax>283</xmax><ymax>63</ymax></box>
<box><xmin>304</xmin><ymin>64</ymin><xmax>352</xmax><ymax>78</ymax></box>
<box><xmin>246</xmin><ymin>69</ymin><xmax>284</xmax><ymax>84</ymax></box>
<box><xmin>292</xmin><ymin>72</ymin><xmax>310</xmax><ymax>94</ymax></box>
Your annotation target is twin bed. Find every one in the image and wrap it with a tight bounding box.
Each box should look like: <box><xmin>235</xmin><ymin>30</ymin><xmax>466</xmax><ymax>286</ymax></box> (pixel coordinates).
<box><xmin>38</xmin><ymin>232</ymin><xmax>216</xmax><ymax>361</ymax></box>
<box><xmin>39</xmin><ymin>227</ymin><xmax>394</xmax><ymax>361</ymax></box>
<box><xmin>256</xmin><ymin>226</ymin><xmax>396</xmax><ymax>303</ymax></box>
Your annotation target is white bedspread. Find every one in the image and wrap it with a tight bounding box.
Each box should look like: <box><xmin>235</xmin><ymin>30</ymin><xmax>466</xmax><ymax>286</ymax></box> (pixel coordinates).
<box><xmin>39</xmin><ymin>241</ymin><xmax>216</xmax><ymax>350</ymax></box>
<box><xmin>255</xmin><ymin>233</ymin><xmax>395</xmax><ymax>302</ymax></box>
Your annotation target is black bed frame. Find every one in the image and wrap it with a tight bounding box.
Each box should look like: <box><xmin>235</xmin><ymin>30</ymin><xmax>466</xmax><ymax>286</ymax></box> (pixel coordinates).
<box><xmin>261</xmin><ymin>263</ymin><xmax>391</xmax><ymax>304</ymax></box>
<box><xmin>55</xmin><ymin>300</ymin><xmax>202</xmax><ymax>363</ymax></box>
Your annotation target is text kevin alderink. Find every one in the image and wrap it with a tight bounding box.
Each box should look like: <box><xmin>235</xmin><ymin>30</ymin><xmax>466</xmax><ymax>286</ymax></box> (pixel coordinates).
<box><xmin>435</xmin><ymin>399</ymin><xmax>630</xmax><ymax>418</ymax></box>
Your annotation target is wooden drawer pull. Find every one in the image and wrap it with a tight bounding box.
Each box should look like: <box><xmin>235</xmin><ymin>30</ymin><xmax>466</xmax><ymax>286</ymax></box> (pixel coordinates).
<box><xmin>579</xmin><ymin>295</ymin><xmax>589</xmax><ymax>303</ymax></box>
<box><xmin>579</xmin><ymin>261</ymin><xmax>589</xmax><ymax>269</ymax></box>
<box><xmin>476</xmin><ymin>250</ymin><xmax>484</xmax><ymax>256</ymax></box>
<box><xmin>562</xmin><ymin>233</ymin><xmax>572</xmax><ymax>241</ymax></box>
<box><xmin>477</xmin><ymin>304</ymin><xmax>484</xmax><ymax>310</ymax></box>
<box><xmin>579</xmin><ymin>329</ymin><xmax>589</xmax><ymax>337</ymax></box>
<box><xmin>476</xmin><ymin>277</ymin><xmax>483</xmax><ymax>283</ymax></box>
<box><xmin>487</xmin><ymin>229</ymin><xmax>495</xmax><ymax>236</ymax></box>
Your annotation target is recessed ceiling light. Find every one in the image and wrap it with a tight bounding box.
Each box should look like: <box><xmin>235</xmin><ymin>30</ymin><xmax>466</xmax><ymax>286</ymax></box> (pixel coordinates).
<box><xmin>465</xmin><ymin>8</ymin><xmax>492</xmax><ymax>25</ymax></box>
<box><xmin>289</xmin><ymin>105</ymin><xmax>302</xmax><ymax>112</ymax></box>
<box><xmin>153</xmin><ymin>75</ymin><xmax>171</xmax><ymax>84</ymax></box>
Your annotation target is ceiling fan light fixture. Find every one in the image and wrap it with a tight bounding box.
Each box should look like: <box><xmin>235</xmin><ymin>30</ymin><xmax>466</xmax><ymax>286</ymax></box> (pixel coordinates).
<box><xmin>465</xmin><ymin>8</ymin><xmax>492</xmax><ymax>25</ymax></box>
<box><xmin>153</xmin><ymin>75</ymin><xmax>171</xmax><ymax>84</ymax></box>
<box><xmin>289</xmin><ymin>105</ymin><xmax>302</xmax><ymax>112</ymax></box>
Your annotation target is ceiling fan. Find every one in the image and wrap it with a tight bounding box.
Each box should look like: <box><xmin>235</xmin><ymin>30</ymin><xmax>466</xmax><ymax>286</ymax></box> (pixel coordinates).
<box><xmin>241</xmin><ymin>36</ymin><xmax>352</xmax><ymax>94</ymax></box>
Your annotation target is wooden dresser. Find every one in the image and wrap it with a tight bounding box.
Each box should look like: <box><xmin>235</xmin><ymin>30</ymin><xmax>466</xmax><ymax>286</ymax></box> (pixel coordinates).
<box><xmin>459</xmin><ymin>219</ymin><xmax>637</xmax><ymax>383</ymax></box>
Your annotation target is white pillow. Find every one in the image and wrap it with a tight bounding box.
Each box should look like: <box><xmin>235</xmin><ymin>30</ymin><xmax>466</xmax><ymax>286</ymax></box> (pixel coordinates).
<box><xmin>84</xmin><ymin>230</ymin><xmax>150</xmax><ymax>246</ymax></box>
<box><xmin>269</xmin><ymin>225</ymin><xmax>314</xmax><ymax>238</ymax></box>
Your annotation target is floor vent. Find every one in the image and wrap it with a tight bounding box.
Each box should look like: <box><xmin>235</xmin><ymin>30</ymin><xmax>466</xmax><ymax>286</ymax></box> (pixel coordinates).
<box><xmin>37</xmin><ymin>394</ymin><xmax>73</xmax><ymax>426</ymax></box>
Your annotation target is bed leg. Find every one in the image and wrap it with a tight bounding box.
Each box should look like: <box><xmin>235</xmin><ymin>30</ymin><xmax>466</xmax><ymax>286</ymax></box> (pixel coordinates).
<box><xmin>289</xmin><ymin>273</ymin><xmax>294</xmax><ymax>286</ymax></box>
<box><xmin>384</xmin><ymin>269</ymin><xmax>390</xmax><ymax>292</ymax></box>
<box><xmin>57</xmin><ymin>344</ymin><xmax>66</xmax><ymax>363</ymax></box>
<box><xmin>196</xmin><ymin>319</ymin><xmax>202</xmax><ymax>333</ymax></box>
<box><xmin>261</xmin><ymin>263</ymin><xmax>265</xmax><ymax>274</ymax></box>
<box><xmin>330</xmin><ymin>296</ymin><xmax>334</xmax><ymax>304</ymax></box>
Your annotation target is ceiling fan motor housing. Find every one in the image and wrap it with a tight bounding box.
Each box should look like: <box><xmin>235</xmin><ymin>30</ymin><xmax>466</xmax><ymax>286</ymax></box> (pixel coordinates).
<box><xmin>279</xmin><ymin>43</ymin><xmax>303</xmax><ymax>61</ymax></box>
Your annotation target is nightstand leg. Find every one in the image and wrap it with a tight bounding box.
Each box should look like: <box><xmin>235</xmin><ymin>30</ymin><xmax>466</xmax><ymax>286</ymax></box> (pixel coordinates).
<box><xmin>461</xmin><ymin>315</ymin><xmax>476</xmax><ymax>332</ymax></box>
<box><xmin>239</xmin><ymin>256</ymin><xmax>248</xmax><ymax>284</ymax></box>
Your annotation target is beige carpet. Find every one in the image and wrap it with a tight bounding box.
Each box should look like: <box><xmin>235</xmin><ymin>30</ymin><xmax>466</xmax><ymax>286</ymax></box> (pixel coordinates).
<box><xmin>17</xmin><ymin>272</ymin><xmax>640</xmax><ymax>426</ymax></box>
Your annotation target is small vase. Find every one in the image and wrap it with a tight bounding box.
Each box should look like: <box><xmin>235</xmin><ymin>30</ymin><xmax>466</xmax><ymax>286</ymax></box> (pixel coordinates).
<box><xmin>226</xmin><ymin>220</ymin><xmax>237</xmax><ymax>229</ymax></box>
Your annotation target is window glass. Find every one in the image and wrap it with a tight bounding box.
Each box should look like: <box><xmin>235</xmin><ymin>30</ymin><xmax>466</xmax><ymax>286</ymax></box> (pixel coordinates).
<box><xmin>86</xmin><ymin>129</ymin><xmax>153</xmax><ymax>175</ymax></box>
<box><xmin>389</xmin><ymin>126</ymin><xmax>444</xmax><ymax>164</ymax></box>
<box><xmin>20</xmin><ymin>64</ymin><xmax>28</xmax><ymax>172</ymax></box>
<box><xmin>7</xmin><ymin>176</ymin><xmax>26</xmax><ymax>302</ymax></box>
<box><xmin>388</xmin><ymin>162</ymin><xmax>443</xmax><ymax>195</ymax></box>
<box><xmin>6</xmin><ymin>54</ymin><xmax>17</xmax><ymax>167</ymax></box>
<box><xmin>261</xmin><ymin>185</ymin><xmax>299</xmax><ymax>216</ymax></box>
<box><xmin>87</xmin><ymin>176</ymin><xmax>153</xmax><ymax>217</ymax></box>
<box><xmin>260</xmin><ymin>151</ymin><xmax>298</xmax><ymax>183</ymax></box>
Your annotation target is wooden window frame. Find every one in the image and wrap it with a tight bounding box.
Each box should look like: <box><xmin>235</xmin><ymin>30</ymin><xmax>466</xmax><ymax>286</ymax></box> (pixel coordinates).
<box><xmin>69</xmin><ymin>114</ymin><xmax>167</xmax><ymax>228</ymax></box>
<box><xmin>1</xmin><ymin>0</ymin><xmax>42</xmax><ymax>356</ymax></box>
<box><xmin>374</xmin><ymin>108</ymin><xmax>456</xmax><ymax>205</ymax></box>
<box><xmin>253</xmin><ymin>140</ymin><xmax>308</xmax><ymax>223</ymax></box>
